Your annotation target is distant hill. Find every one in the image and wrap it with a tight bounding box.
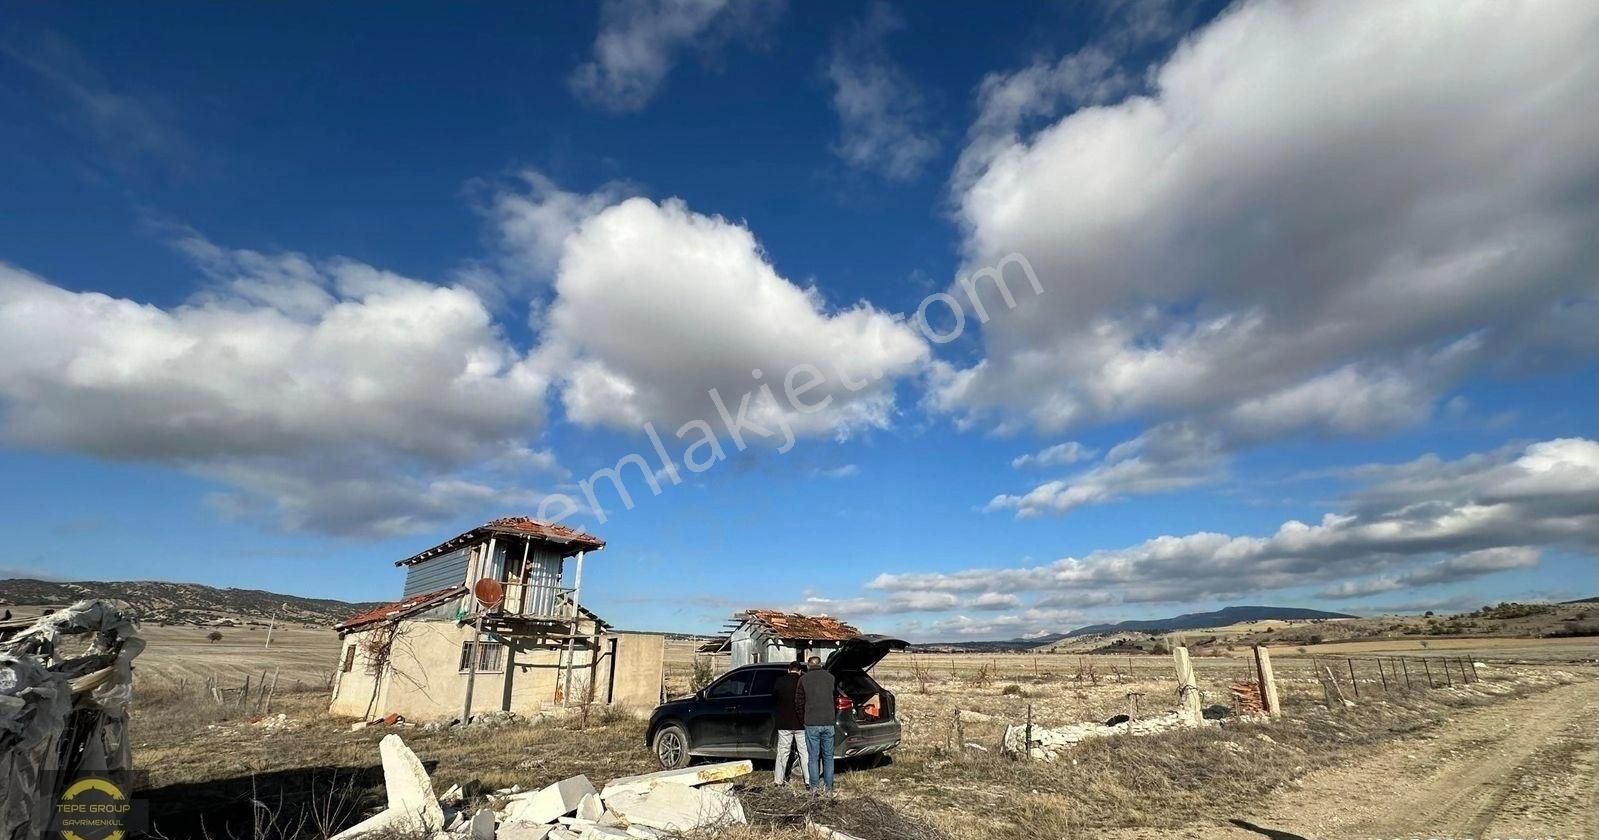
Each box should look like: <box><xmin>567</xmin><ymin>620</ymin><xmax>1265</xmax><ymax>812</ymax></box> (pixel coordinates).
<box><xmin>1065</xmin><ymin>605</ymin><xmax>1359</xmax><ymax>638</ymax></box>
<box><xmin>0</xmin><ymin>578</ymin><xmax>379</xmax><ymax>626</ymax></box>
<box><xmin>909</xmin><ymin>633</ymin><xmax>1072</xmax><ymax>653</ymax></box>
<box><xmin>1563</xmin><ymin>596</ymin><xmax>1599</xmax><ymax>604</ymax></box>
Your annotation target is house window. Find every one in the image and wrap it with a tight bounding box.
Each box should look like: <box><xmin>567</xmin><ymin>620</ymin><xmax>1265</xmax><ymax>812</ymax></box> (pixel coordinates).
<box><xmin>459</xmin><ymin>640</ymin><xmax>505</xmax><ymax>673</ymax></box>
<box><xmin>341</xmin><ymin>645</ymin><xmax>357</xmax><ymax>673</ymax></box>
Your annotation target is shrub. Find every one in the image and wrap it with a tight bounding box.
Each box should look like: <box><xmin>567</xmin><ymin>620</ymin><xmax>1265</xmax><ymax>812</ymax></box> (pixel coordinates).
<box><xmin>689</xmin><ymin>656</ymin><xmax>715</xmax><ymax>692</ymax></box>
<box><xmin>207</xmin><ymin>630</ymin><xmax>223</xmax><ymax>643</ymax></box>
<box><xmin>1001</xmin><ymin>683</ymin><xmax>1023</xmax><ymax>696</ymax></box>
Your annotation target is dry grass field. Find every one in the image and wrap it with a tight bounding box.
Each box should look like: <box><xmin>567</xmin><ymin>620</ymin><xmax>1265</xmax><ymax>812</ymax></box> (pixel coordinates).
<box><xmin>117</xmin><ymin>621</ymin><xmax>1598</xmax><ymax>839</ymax></box>
<box><xmin>131</xmin><ymin>622</ymin><xmax>343</xmax><ymax>692</ymax></box>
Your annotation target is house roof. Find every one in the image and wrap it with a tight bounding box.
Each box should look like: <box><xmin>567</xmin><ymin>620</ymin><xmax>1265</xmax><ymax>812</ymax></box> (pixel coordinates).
<box><xmin>395</xmin><ymin>516</ymin><xmax>605</xmax><ymax>567</ymax></box>
<box><xmin>735</xmin><ymin>609</ymin><xmax>863</xmax><ymax>642</ymax></box>
<box><xmin>335</xmin><ymin>585</ymin><xmax>466</xmax><ymax>634</ymax></box>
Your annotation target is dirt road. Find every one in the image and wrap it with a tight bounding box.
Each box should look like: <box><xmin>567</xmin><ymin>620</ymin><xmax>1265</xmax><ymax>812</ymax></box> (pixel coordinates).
<box><xmin>1209</xmin><ymin>679</ymin><xmax>1598</xmax><ymax>839</ymax></box>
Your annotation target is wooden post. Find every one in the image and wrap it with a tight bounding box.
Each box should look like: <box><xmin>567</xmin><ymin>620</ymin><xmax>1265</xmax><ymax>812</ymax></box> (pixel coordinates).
<box><xmin>1442</xmin><ymin>657</ymin><xmax>1452</xmax><ymax>686</ymax></box>
<box><xmin>1253</xmin><ymin>645</ymin><xmax>1280</xmax><ymax>719</ymax></box>
<box><xmin>1467</xmin><ymin>658</ymin><xmax>1479</xmax><ymax>682</ymax></box>
<box><xmin>1422</xmin><ymin>658</ymin><xmax>1434</xmax><ymax>688</ymax></box>
<box><xmin>1347</xmin><ymin>658</ymin><xmax>1359</xmax><ymax>698</ymax></box>
<box><xmin>264</xmin><ymin>668</ymin><xmax>280</xmax><ymax>714</ymax></box>
<box><xmin>1401</xmin><ymin>657</ymin><xmax>1411</xmax><ymax>689</ymax></box>
<box><xmin>1172</xmin><ymin>647</ymin><xmax>1201</xmax><ymax>726</ymax></box>
<box><xmin>1377</xmin><ymin>658</ymin><xmax>1388</xmax><ymax>693</ymax></box>
<box><xmin>462</xmin><ymin>613</ymin><xmax>484</xmax><ymax>722</ymax></box>
<box><xmin>1024</xmin><ymin>703</ymin><xmax>1034</xmax><ymax>761</ymax></box>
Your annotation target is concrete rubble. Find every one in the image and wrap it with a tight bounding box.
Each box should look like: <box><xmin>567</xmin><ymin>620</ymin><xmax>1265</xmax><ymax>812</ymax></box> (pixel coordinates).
<box><xmin>332</xmin><ymin>735</ymin><xmax>753</xmax><ymax>840</ymax></box>
<box><xmin>1002</xmin><ymin>710</ymin><xmax>1205</xmax><ymax>761</ymax></box>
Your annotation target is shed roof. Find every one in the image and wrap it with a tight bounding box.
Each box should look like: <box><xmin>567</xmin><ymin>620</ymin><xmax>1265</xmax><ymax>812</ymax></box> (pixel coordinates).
<box><xmin>336</xmin><ymin>584</ymin><xmax>465</xmax><ymax>633</ymax></box>
<box><xmin>395</xmin><ymin>516</ymin><xmax>604</xmax><ymax>567</ymax></box>
<box><xmin>736</xmin><ymin>609</ymin><xmax>862</xmax><ymax>642</ymax></box>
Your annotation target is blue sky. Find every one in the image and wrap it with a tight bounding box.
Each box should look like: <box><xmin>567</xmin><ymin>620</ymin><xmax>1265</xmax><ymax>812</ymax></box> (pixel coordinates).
<box><xmin>1</xmin><ymin>1</ymin><xmax>1595</xmax><ymax>640</ymax></box>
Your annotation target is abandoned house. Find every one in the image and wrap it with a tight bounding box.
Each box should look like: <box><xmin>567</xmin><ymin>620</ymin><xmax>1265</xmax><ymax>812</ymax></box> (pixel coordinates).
<box><xmin>698</xmin><ymin>609</ymin><xmax>865</xmax><ymax>669</ymax></box>
<box><xmin>329</xmin><ymin>516</ymin><xmax>665</xmax><ymax>721</ymax></box>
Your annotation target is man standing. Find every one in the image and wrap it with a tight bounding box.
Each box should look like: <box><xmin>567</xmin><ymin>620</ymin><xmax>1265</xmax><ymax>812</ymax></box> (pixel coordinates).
<box><xmin>796</xmin><ymin>654</ymin><xmax>838</xmax><ymax>793</ymax></box>
<box><xmin>771</xmin><ymin>661</ymin><xmax>808</xmax><ymax>786</ymax></box>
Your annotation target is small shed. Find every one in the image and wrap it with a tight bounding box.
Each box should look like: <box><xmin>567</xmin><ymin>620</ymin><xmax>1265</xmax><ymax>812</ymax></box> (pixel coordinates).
<box><xmin>699</xmin><ymin>609</ymin><xmax>863</xmax><ymax>669</ymax></box>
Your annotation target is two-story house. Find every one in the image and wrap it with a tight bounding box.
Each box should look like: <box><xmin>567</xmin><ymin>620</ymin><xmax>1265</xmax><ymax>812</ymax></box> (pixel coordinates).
<box><xmin>328</xmin><ymin>516</ymin><xmax>664</xmax><ymax>721</ymax></box>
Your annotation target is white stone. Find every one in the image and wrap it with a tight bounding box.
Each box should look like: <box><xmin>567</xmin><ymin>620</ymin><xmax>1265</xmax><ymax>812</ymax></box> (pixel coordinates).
<box><xmin>495</xmin><ymin>824</ymin><xmax>552</xmax><ymax>840</ymax></box>
<box><xmin>577</xmin><ymin>827</ymin><xmax>632</xmax><ymax>840</ymax></box>
<box><xmin>576</xmin><ymin>793</ymin><xmax>604</xmax><ymax>822</ymax></box>
<box><xmin>328</xmin><ymin>809</ymin><xmax>402</xmax><ymax>840</ymax></box>
<box><xmin>603</xmin><ymin>784</ymin><xmax>745</xmax><ymax>832</ymax></box>
<box><xmin>504</xmin><ymin>776</ymin><xmax>598</xmax><ymax>825</ymax></box>
<box><xmin>598</xmin><ymin>761</ymin><xmax>752</xmax><ymax>800</ymax></box>
<box><xmin>379</xmin><ymin>734</ymin><xmax>445</xmax><ymax>832</ymax></box>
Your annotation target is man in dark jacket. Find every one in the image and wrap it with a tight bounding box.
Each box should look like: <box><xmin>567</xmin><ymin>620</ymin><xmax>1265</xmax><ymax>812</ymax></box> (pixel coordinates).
<box><xmin>796</xmin><ymin>655</ymin><xmax>838</xmax><ymax>792</ymax></box>
<box><xmin>771</xmin><ymin>661</ymin><xmax>808</xmax><ymax>786</ymax></box>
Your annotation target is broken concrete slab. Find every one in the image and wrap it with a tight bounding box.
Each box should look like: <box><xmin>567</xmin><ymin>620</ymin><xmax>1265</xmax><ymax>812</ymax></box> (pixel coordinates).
<box><xmin>469</xmin><ymin>808</ymin><xmax>497</xmax><ymax>840</ymax></box>
<box><xmin>494</xmin><ymin>823</ymin><xmax>552</xmax><ymax>840</ymax></box>
<box><xmin>575</xmin><ymin>792</ymin><xmax>604</xmax><ymax>822</ymax></box>
<box><xmin>328</xmin><ymin>809</ymin><xmax>404</xmax><ymax>840</ymax></box>
<box><xmin>575</xmin><ymin>827</ymin><xmax>631</xmax><ymax>840</ymax></box>
<box><xmin>598</xmin><ymin>760</ymin><xmax>752</xmax><ymax>800</ymax></box>
<box><xmin>503</xmin><ymin>775</ymin><xmax>598</xmax><ymax>825</ymax></box>
<box><xmin>380</xmin><ymin>734</ymin><xmax>446</xmax><ymax>832</ymax></box>
<box><xmin>603</xmin><ymin>783</ymin><xmax>745</xmax><ymax>832</ymax></box>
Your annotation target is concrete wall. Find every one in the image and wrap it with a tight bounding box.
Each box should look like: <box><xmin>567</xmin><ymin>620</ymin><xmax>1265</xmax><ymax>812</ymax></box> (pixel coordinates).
<box><xmin>607</xmin><ymin>632</ymin><xmax>665</xmax><ymax>710</ymax></box>
<box><xmin>328</xmin><ymin>619</ymin><xmax>666</xmax><ymax>721</ymax></box>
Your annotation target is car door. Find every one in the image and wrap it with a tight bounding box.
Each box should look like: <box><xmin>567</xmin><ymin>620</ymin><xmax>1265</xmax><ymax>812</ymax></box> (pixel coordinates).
<box><xmin>734</xmin><ymin>669</ymin><xmax>780</xmax><ymax>753</ymax></box>
<box><xmin>690</xmin><ymin>670</ymin><xmax>754</xmax><ymax>750</ymax></box>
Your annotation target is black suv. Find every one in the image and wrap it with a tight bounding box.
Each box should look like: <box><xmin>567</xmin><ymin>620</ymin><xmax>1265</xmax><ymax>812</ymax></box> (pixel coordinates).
<box><xmin>645</xmin><ymin>636</ymin><xmax>907</xmax><ymax>769</ymax></box>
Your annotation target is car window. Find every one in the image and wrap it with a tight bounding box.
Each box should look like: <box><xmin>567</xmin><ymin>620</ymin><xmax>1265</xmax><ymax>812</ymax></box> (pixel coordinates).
<box><xmin>705</xmin><ymin>671</ymin><xmax>754</xmax><ymax>699</ymax></box>
<box><xmin>749</xmin><ymin>669</ymin><xmax>778</xmax><ymax>695</ymax></box>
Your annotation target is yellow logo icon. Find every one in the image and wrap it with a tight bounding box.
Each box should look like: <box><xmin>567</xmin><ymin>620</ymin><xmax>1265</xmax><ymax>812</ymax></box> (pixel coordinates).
<box><xmin>56</xmin><ymin>777</ymin><xmax>129</xmax><ymax>840</ymax></box>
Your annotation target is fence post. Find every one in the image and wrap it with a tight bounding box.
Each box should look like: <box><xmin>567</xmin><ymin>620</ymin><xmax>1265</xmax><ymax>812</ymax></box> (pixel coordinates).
<box><xmin>1423</xmin><ymin>658</ymin><xmax>1434</xmax><ymax>688</ymax></box>
<box><xmin>1172</xmin><ymin>647</ymin><xmax>1202</xmax><ymax>726</ymax></box>
<box><xmin>1253</xmin><ymin>645</ymin><xmax>1281</xmax><ymax>719</ymax></box>
<box><xmin>1401</xmin><ymin>657</ymin><xmax>1411</xmax><ymax>690</ymax></box>
<box><xmin>1347</xmin><ymin>658</ymin><xmax>1359</xmax><ymax>698</ymax></box>
<box><xmin>1442</xmin><ymin>658</ymin><xmax>1452</xmax><ymax>687</ymax></box>
<box><xmin>1377</xmin><ymin>658</ymin><xmax>1388</xmax><ymax>693</ymax></box>
<box><xmin>1467</xmin><ymin>658</ymin><xmax>1479</xmax><ymax>683</ymax></box>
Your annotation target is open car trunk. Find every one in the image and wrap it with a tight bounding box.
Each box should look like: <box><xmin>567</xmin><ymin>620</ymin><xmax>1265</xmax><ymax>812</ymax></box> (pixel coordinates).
<box><xmin>827</xmin><ymin>635</ymin><xmax>907</xmax><ymax>722</ymax></box>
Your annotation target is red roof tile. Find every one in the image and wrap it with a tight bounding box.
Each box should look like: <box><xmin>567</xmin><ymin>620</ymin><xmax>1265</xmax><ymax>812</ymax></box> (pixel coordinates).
<box><xmin>395</xmin><ymin>516</ymin><xmax>605</xmax><ymax>567</ymax></box>
<box><xmin>335</xmin><ymin>585</ymin><xmax>465</xmax><ymax>633</ymax></box>
<box><xmin>740</xmin><ymin>609</ymin><xmax>862</xmax><ymax>642</ymax></box>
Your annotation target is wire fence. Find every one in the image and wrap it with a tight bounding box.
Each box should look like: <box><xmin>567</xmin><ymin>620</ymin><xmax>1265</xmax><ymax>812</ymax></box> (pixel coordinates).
<box><xmin>1304</xmin><ymin>654</ymin><xmax>1477</xmax><ymax>705</ymax></box>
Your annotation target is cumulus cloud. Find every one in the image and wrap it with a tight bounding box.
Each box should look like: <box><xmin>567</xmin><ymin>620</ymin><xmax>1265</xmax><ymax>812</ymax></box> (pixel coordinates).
<box><xmin>532</xmin><ymin>195</ymin><xmax>929</xmax><ymax>441</ymax></box>
<box><xmin>824</xmin><ymin>3</ymin><xmax>939</xmax><ymax>181</ymax></box>
<box><xmin>1010</xmin><ymin>441</ymin><xmax>1096</xmax><ymax>469</ymax></box>
<box><xmin>568</xmin><ymin>0</ymin><xmax>781</xmax><ymax>112</ymax></box>
<box><xmin>797</xmin><ymin>438</ymin><xmax>1596</xmax><ymax>636</ymax></box>
<box><xmin>485</xmin><ymin>170</ymin><xmax>634</xmax><ymax>279</ymax></box>
<box><xmin>0</xmin><ymin>245</ymin><xmax>554</xmax><ymax>536</ymax></box>
<box><xmin>988</xmin><ymin>422</ymin><xmax>1223</xmax><ymax>517</ymax></box>
<box><xmin>937</xmin><ymin>0</ymin><xmax>1599</xmax><ymax>443</ymax></box>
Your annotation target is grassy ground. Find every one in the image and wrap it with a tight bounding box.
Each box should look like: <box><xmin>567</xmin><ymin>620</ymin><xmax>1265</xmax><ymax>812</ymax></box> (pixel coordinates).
<box><xmin>130</xmin><ymin>637</ymin><xmax>1591</xmax><ymax>839</ymax></box>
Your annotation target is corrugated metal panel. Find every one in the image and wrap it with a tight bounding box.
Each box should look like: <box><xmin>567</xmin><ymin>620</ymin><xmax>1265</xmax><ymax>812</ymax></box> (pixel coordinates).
<box><xmin>523</xmin><ymin>545</ymin><xmax>564</xmax><ymax>616</ymax></box>
<box><xmin>402</xmin><ymin>546</ymin><xmax>470</xmax><ymax>597</ymax></box>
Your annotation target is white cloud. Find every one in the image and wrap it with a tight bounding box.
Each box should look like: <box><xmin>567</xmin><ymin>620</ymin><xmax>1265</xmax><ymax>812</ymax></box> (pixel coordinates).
<box><xmin>808</xmin><ymin>464</ymin><xmax>859</xmax><ymax>480</ymax></box>
<box><xmin>568</xmin><ymin>0</ymin><xmax>780</xmax><ymax>112</ymax></box>
<box><xmin>937</xmin><ymin>0</ymin><xmax>1599</xmax><ymax>442</ymax></box>
<box><xmin>989</xmin><ymin>422</ymin><xmax>1222</xmax><ymax>517</ymax></box>
<box><xmin>0</xmin><ymin>245</ymin><xmax>553</xmax><ymax>537</ymax></box>
<box><xmin>824</xmin><ymin>4</ymin><xmax>938</xmax><ymax>181</ymax></box>
<box><xmin>533</xmin><ymin>195</ymin><xmax>929</xmax><ymax>441</ymax></box>
<box><xmin>486</xmin><ymin>170</ymin><xmax>634</xmax><ymax>280</ymax></box>
<box><xmin>1011</xmin><ymin>441</ymin><xmax>1096</xmax><ymax>469</ymax></box>
<box><xmin>854</xmin><ymin>439</ymin><xmax>1596</xmax><ymax>629</ymax></box>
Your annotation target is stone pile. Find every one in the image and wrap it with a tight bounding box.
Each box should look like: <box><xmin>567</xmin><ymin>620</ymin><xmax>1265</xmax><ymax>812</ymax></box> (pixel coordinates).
<box><xmin>329</xmin><ymin>734</ymin><xmax>751</xmax><ymax>840</ymax></box>
<box><xmin>1001</xmin><ymin>711</ymin><xmax>1200</xmax><ymax>761</ymax></box>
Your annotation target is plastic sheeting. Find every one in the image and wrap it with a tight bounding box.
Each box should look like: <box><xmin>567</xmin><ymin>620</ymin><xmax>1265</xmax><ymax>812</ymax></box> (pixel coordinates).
<box><xmin>0</xmin><ymin>600</ymin><xmax>143</xmax><ymax>840</ymax></box>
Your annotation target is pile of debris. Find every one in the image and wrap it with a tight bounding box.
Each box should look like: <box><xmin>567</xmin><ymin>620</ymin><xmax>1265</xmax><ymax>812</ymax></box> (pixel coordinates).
<box><xmin>0</xmin><ymin>600</ymin><xmax>144</xmax><ymax>840</ymax></box>
<box><xmin>1001</xmin><ymin>711</ymin><xmax>1205</xmax><ymax>761</ymax></box>
<box><xmin>332</xmin><ymin>734</ymin><xmax>751</xmax><ymax>839</ymax></box>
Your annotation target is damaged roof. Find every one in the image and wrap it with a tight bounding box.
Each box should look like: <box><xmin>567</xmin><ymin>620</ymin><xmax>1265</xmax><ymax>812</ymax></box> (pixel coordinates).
<box><xmin>335</xmin><ymin>585</ymin><xmax>465</xmax><ymax>633</ymax></box>
<box><xmin>395</xmin><ymin>516</ymin><xmax>605</xmax><ymax>567</ymax></box>
<box><xmin>737</xmin><ymin>609</ymin><xmax>863</xmax><ymax>642</ymax></box>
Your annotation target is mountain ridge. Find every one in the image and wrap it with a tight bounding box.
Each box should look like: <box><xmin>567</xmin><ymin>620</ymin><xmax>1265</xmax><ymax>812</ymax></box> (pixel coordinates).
<box><xmin>0</xmin><ymin>578</ymin><xmax>379</xmax><ymax>626</ymax></box>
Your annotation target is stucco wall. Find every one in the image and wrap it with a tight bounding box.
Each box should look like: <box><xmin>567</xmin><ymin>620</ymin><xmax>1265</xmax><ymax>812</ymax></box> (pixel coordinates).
<box><xmin>328</xmin><ymin>620</ymin><xmax>665</xmax><ymax>721</ymax></box>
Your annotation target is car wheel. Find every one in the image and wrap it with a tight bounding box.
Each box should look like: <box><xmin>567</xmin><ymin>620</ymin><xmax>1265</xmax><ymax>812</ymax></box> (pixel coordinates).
<box><xmin>653</xmin><ymin>722</ymin><xmax>691</xmax><ymax>770</ymax></box>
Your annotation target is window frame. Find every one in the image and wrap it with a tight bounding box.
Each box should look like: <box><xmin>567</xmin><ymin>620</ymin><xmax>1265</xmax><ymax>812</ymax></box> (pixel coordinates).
<box><xmin>458</xmin><ymin>640</ymin><xmax>506</xmax><ymax>674</ymax></box>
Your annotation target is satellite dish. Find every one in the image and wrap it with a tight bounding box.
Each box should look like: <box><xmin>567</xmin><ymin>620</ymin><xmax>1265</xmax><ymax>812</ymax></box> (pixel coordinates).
<box><xmin>474</xmin><ymin>578</ymin><xmax>505</xmax><ymax>609</ymax></box>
